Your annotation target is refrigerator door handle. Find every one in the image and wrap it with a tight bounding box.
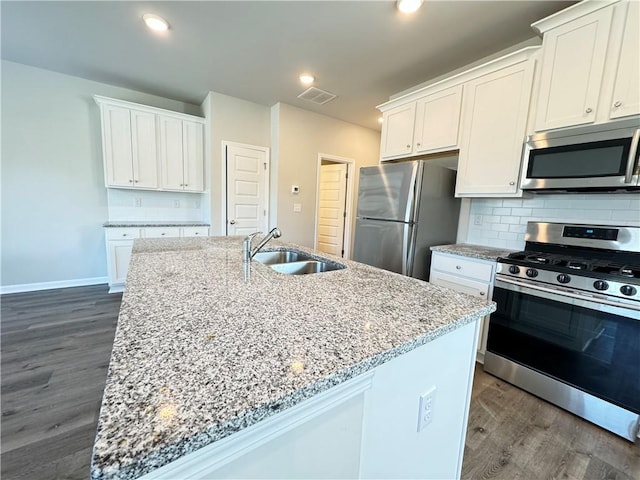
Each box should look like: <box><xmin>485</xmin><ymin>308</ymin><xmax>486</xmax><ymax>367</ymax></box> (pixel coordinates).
<box><xmin>402</xmin><ymin>222</ymin><xmax>416</xmax><ymax>276</ymax></box>
<box><xmin>402</xmin><ymin>162</ymin><xmax>421</xmax><ymax>223</ymax></box>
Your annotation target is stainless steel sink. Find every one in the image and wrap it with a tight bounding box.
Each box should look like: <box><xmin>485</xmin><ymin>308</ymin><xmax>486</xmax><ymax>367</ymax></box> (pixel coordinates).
<box><xmin>253</xmin><ymin>250</ymin><xmax>312</xmax><ymax>265</ymax></box>
<box><xmin>270</xmin><ymin>260</ymin><xmax>345</xmax><ymax>275</ymax></box>
<box><xmin>253</xmin><ymin>248</ymin><xmax>345</xmax><ymax>275</ymax></box>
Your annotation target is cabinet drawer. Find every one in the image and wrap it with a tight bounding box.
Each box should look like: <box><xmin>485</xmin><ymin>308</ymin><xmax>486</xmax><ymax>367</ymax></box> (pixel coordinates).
<box><xmin>429</xmin><ymin>271</ymin><xmax>489</xmax><ymax>300</ymax></box>
<box><xmin>105</xmin><ymin>228</ymin><xmax>141</xmax><ymax>240</ymax></box>
<box><xmin>143</xmin><ymin>227</ymin><xmax>181</xmax><ymax>238</ymax></box>
<box><xmin>431</xmin><ymin>253</ymin><xmax>493</xmax><ymax>282</ymax></box>
<box><xmin>182</xmin><ymin>227</ymin><xmax>209</xmax><ymax>237</ymax></box>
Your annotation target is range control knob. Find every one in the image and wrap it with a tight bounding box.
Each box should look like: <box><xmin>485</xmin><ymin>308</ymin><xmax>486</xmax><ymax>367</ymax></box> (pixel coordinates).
<box><xmin>526</xmin><ymin>269</ymin><xmax>538</xmax><ymax>278</ymax></box>
<box><xmin>593</xmin><ymin>280</ymin><xmax>609</xmax><ymax>291</ymax></box>
<box><xmin>557</xmin><ymin>274</ymin><xmax>571</xmax><ymax>284</ymax></box>
<box><xmin>508</xmin><ymin>265</ymin><xmax>520</xmax><ymax>274</ymax></box>
<box><xmin>620</xmin><ymin>285</ymin><xmax>637</xmax><ymax>296</ymax></box>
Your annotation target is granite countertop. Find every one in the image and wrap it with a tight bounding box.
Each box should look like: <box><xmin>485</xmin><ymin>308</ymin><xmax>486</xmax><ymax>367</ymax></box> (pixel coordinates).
<box><xmin>431</xmin><ymin>243</ymin><xmax>516</xmax><ymax>262</ymax></box>
<box><xmin>103</xmin><ymin>221</ymin><xmax>210</xmax><ymax>228</ymax></box>
<box><xmin>91</xmin><ymin>236</ymin><xmax>496</xmax><ymax>480</ymax></box>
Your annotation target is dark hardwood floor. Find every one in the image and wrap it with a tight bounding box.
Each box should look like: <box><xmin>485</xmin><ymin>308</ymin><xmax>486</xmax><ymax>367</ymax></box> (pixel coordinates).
<box><xmin>1</xmin><ymin>285</ymin><xmax>121</xmax><ymax>480</ymax></box>
<box><xmin>1</xmin><ymin>285</ymin><xmax>638</xmax><ymax>479</ymax></box>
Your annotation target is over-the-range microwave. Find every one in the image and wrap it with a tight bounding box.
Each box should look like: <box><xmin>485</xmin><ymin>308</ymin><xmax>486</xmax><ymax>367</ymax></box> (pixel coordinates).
<box><xmin>520</xmin><ymin>117</ymin><xmax>640</xmax><ymax>192</ymax></box>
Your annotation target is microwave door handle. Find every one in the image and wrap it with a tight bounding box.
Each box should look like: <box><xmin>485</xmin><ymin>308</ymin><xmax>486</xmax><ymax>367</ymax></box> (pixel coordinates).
<box><xmin>624</xmin><ymin>129</ymin><xmax>640</xmax><ymax>183</ymax></box>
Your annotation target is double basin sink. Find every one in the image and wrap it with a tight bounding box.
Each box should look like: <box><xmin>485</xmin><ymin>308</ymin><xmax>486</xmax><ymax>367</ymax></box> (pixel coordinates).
<box><xmin>253</xmin><ymin>249</ymin><xmax>345</xmax><ymax>275</ymax></box>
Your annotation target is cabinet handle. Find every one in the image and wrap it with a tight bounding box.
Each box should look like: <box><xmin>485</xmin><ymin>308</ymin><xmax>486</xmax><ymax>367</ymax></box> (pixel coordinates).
<box><xmin>134</xmin><ymin>180</ymin><xmax>139</xmax><ymax>183</ymax></box>
<box><xmin>614</xmin><ymin>101</ymin><xmax>622</xmax><ymax>108</ymax></box>
<box><xmin>161</xmin><ymin>233</ymin><xmax>165</xmax><ymax>236</ymax></box>
<box><xmin>585</xmin><ymin>107</ymin><xmax>593</xmax><ymax>114</ymax></box>
<box><xmin>406</xmin><ymin>144</ymin><xmax>410</xmax><ymax>149</ymax></box>
<box><xmin>416</xmin><ymin>142</ymin><xmax>421</xmax><ymax>147</ymax></box>
<box><xmin>480</xmin><ymin>291</ymin><xmax>486</xmax><ymax>296</ymax></box>
<box><xmin>229</xmin><ymin>220</ymin><xmax>236</xmax><ymax>225</ymax></box>
<box><xmin>129</xmin><ymin>179</ymin><xmax>133</xmax><ymax>183</ymax></box>
<box><xmin>509</xmin><ymin>181</ymin><xmax>515</xmax><ymax>186</ymax></box>
<box><xmin>456</xmin><ymin>265</ymin><xmax>462</xmax><ymax>270</ymax></box>
<box><xmin>184</xmin><ymin>183</ymin><xmax>188</xmax><ymax>187</ymax></box>
<box><xmin>122</xmin><ymin>234</ymin><xmax>127</xmax><ymax>237</ymax></box>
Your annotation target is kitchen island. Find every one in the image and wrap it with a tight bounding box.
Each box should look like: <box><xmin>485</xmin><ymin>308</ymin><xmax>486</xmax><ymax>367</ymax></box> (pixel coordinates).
<box><xmin>90</xmin><ymin>236</ymin><xmax>496</xmax><ymax>480</ymax></box>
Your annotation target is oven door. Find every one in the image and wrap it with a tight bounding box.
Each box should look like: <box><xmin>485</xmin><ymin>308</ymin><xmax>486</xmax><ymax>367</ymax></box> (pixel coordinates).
<box><xmin>486</xmin><ymin>276</ymin><xmax>640</xmax><ymax>439</ymax></box>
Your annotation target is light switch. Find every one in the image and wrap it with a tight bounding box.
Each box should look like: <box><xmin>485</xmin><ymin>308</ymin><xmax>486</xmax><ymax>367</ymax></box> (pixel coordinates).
<box><xmin>293</xmin><ymin>203</ymin><xmax>302</xmax><ymax>213</ymax></box>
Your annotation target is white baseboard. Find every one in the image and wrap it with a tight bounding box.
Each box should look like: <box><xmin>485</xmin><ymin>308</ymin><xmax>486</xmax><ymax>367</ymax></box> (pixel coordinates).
<box><xmin>0</xmin><ymin>276</ymin><xmax>109</xmax><ymax>295</ymax></box>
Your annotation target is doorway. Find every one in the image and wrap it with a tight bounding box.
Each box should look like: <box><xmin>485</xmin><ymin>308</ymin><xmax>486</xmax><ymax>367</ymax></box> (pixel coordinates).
<box><xmin>314</xmin><ymin>154</ymin><xmax>355</xmax><ymax>258</ymax></box>
<box><xmin>223</xmin><ymin>141</ymin><xmax>270</xmax><ymax>236</ymax></box>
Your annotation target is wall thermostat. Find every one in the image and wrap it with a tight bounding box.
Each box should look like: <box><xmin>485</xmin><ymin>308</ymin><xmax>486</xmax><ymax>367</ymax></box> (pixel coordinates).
<box><xmin>291</xmin><ymin>185</ymin><xmax>300</xmax><ymax>194</ymax></box>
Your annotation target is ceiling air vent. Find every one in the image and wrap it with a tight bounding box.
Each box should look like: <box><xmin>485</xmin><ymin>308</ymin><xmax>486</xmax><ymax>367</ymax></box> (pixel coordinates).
<box><xmin>297</xmin><ymin>86</ymin><xmax>337</xmax><ymax>105</ymax></box>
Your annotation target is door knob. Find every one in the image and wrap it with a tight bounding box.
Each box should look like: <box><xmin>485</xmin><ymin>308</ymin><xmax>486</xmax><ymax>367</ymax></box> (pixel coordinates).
<box><xmin>229</xmin><ymin>220</ymin><xmax>236</xmax><ymax>225</ymax></box>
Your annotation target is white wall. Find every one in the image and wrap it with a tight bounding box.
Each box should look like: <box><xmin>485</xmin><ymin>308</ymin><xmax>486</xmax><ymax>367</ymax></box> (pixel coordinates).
<box><xmin>204</xmin><ymin>92</ymin><xmax>271</xmax><ymax>235</ymax></box>
<box><xmin>271</xmin><ymin>103</ymin><xmax>380</xmax><ymax>249</ymax></box>
<box><xmin>465</xmin><ymin>194</ymin><xmax>640</xmax><ymax>250</ymax></box>
<box><xmin>1</xmin><ymin>60</ymin><xmax>201</xmax><ymax>290</ymax></box>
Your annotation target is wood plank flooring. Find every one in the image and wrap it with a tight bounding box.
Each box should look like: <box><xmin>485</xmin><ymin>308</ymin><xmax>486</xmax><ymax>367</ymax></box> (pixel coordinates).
<box><xmin>1</xmin><ymin>285</ymin><xmax>121</xmax><ymax>480</ymax></box>
<box><xmin>1</xmin><ymin>285</ymin><xmax>638</xmax><ymax>479</ymax></box>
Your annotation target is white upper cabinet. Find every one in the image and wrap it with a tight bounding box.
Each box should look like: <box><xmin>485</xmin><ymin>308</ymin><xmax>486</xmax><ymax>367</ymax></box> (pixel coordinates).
<box><xmin>130</xmin><ymin>109</ymin><xmax>159</xmax><ymax>189</ymax></box>
<box><xmin>609</xmin><ymin>0</ymin><xmax>639</xmax><ymax>120</ymax></box>
<box><xmin>456</xmin><ymin>59</ymin><xmax>535</xmax><ymax>197</ymax></box>
<box><xmin>182</xmin><ymin>121</ymin><xmax>205</xmax><ymax>192</ymax></box>
<box><xmin>533</xmin><ymin>0</ymin><xmax>638</xmax><ymax>131</ymax></box>
<box><xmin>380</xmin><ymin>103</ymin><xmax>416</xmax><ymax>159</ymax></box>
<box><xmin>101</xmin><ymin>105</ymin><xmax>159</xmax><ymax>189</ymax></box>
<box><xmin>95</xmin><ymin>95</ymin><xmax>205</xmax><ymax>192</ymax></box>
<box><xmin>414</xmin><ymin>85</ymin><xmax>462</xmax><ymax>154</ymax></box>
<box><xmin>379</xmin><ymin>85</ymin><xmax>462</xmax><ymax>161</ymax></box>
<box><xmin>159</xmin><ymin>116</ymin><xmax>205</xmax><ymax>192</ymax></box>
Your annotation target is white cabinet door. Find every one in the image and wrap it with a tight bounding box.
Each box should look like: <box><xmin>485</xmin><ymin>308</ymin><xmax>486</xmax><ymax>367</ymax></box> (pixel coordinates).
<box><xmin>108</xmin><ymin>240</ymin><xmax>134</xmax><ymax>286</ymax></box>
<box><xmin>102</xmin><ymin>104</ymin><xmax>134</xmax><ymax>187</ymax></box>
<box><xmin>414</xmin><ymin>85</ymin><xmax>462</xmax><ymax>154</ymax></box>
<box><xmin>130</xmin><ymin>109</ymin><xmax>159</xmax><ymax>189</ymax></box>
<box><xmin>456</xmin><ymin>60</ymin><xmax>535</xmax><ymax>197</ymax></box>
<box><xmin>609</xmin><ymin>0</ymin><xmax>640</xmax><ymax>120</ymax></box>
<box><xmin>182</xmin><ymin>121</ymin><xmax>204</xmax><ymax>192</ymax></box>
<box><xmin>159</xmin><ymin>116</ymin><xmax>185</xmax><ymax>191</ymax></box>
<box><xmin>380</xmin><ymin>103</ymin><xmax>416</xmax><ymax>160</ymax></box>
<box><xmin>534</xmin><ymin>7</ymin><xmax>613</xmax><ymax>131</ymax></box>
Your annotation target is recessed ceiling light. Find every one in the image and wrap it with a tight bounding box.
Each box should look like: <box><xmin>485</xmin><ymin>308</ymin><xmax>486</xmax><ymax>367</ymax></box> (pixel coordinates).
<box><xmin>142</xmin><ymin>14</ymin><xmax>169</xmax><ymax>32</ymax></box>
<box><xmin>397</xmin><ymin>0</ymin><xmax>423</xmax><ymax>14</ymax></box>
<box><xmin>299</xmin><ymin>74</ymin><xmax>315</xmax><ymax>85</ymax></box>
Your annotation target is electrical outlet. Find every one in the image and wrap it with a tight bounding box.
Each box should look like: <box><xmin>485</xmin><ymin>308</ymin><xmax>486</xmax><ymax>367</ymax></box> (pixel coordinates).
<box><xmin>474</xmin><ymin>215</ymin><xmax>483</xmax><ymax>226</ymax></box>
<box><xmin>417</xmin><ymin>386</ymin><xmax>436</xmax><ymax>432</ymax></box>
<box><xmin>174</xmin><ymin>200</ymin><xmax>180</xmax><ymax>208</ymax></box>
<box><xmin>134</xmin><ymin>198</ymin><xmax>142</xmax><ymax>208</ymax></box>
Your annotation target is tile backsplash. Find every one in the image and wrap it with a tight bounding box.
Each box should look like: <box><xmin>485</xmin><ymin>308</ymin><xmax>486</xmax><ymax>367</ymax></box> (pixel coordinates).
<box><xmin>466</xmin><ymin>193</ymin><xmax>640</xmax><ymax>250</ymax></box>
<box><xmin>107</xmin><ymin>189</ymin><xmax>206</xmax><ymax>222</ymax></box>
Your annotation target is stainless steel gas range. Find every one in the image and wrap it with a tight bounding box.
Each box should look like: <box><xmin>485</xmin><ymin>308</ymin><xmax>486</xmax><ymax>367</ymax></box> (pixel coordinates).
<box><xmin>484</xmin><ymin>222</ymin><xmax>640</xmax><ymax>442</ymax></box>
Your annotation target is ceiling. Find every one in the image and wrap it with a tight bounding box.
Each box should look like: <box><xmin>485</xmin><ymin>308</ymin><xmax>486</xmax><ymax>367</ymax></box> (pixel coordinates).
<box><xmin>1</xmin><ymin>1</ymin><xmax>577</xmax><ymax>131</ymax></box>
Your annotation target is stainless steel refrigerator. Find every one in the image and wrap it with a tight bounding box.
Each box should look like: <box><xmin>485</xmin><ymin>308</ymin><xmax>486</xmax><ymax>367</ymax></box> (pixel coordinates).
<box><xmin>352</xmin><ymin>161</ymin><xmax>460</xmax><ymax>281</ymax></box>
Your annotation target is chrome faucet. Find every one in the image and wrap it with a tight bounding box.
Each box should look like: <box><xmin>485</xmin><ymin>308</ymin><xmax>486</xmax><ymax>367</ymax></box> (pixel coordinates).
<box><xmin>243</xmin><ymin>227</ymin><xmax>282</xmax><ymax>262</ymax></box>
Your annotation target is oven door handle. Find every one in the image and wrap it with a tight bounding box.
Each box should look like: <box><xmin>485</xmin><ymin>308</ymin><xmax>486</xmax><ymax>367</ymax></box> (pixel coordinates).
<box><xmin>495</xmin><ymin>276</ymin><xmax>640</xmax><ymax>313</ymax></box>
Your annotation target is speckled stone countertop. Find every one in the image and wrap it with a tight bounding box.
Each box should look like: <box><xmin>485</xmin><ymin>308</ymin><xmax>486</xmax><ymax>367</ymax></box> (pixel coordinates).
<box><xmin>431</xmin><ymin>243</ymin><xmax>516</xmax><ymax>262</ymax></box>
<box><xmin>91</xmin><ymin>236</ymin><xmax>496</xmax><ymax>480</ymax></box>
<box><xmin>103</xmin><ymin>221</ymin><xmax>210</xmax><ymax>228</ymax></box>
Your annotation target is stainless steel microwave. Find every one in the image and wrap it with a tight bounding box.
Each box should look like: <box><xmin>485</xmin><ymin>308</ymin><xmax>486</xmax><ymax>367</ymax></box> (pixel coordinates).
<box><xmin>520</xmin><ymin>118</ymin><xmax>640</xmax><ymax>192</ymax></box>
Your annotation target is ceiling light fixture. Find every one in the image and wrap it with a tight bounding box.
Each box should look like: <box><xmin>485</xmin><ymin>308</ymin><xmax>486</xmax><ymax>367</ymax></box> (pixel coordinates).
<box><xmin>397</xmin><ymin>0</ymin><xmax>423</xmax><ymax>14</ymax></box>
<box><xmin>142</xmin><ymin>14</ymin><xmax>169</xmax><ymax>32</ymax></box>
<box><xmin>299</xmin><ymin>73</ymin><xmax>315</xmax><ymax>85</ymax></box>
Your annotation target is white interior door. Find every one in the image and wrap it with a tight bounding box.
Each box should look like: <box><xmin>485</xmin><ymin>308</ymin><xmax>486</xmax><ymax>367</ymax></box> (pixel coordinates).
<box><xmin>317</xmin><ymin>163</ymin><xmax>347</xmax><ymax>256</ymax></box>
<box><xmin>226</xmin><ymin>144</ymin><xmax>268</xmax><ymax>236</ymax></box>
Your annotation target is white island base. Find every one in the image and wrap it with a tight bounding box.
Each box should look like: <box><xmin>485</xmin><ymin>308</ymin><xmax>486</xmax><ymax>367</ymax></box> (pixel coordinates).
<box><xmin>142</xmin><ymin>320</ymin><xmax>479</xmax><ymax>479</ymax></box>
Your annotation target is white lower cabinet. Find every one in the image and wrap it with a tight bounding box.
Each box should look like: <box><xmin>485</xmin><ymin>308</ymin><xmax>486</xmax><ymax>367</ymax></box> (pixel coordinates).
<box><xmin>429</xmin><ymin>251</ymin><xmax>497</xmax><ymax>362</ymax></box>
<box><xmin>105</xmin><ymin>226</ymin><xmax>209</xmax><ymax>293</ymax></box>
